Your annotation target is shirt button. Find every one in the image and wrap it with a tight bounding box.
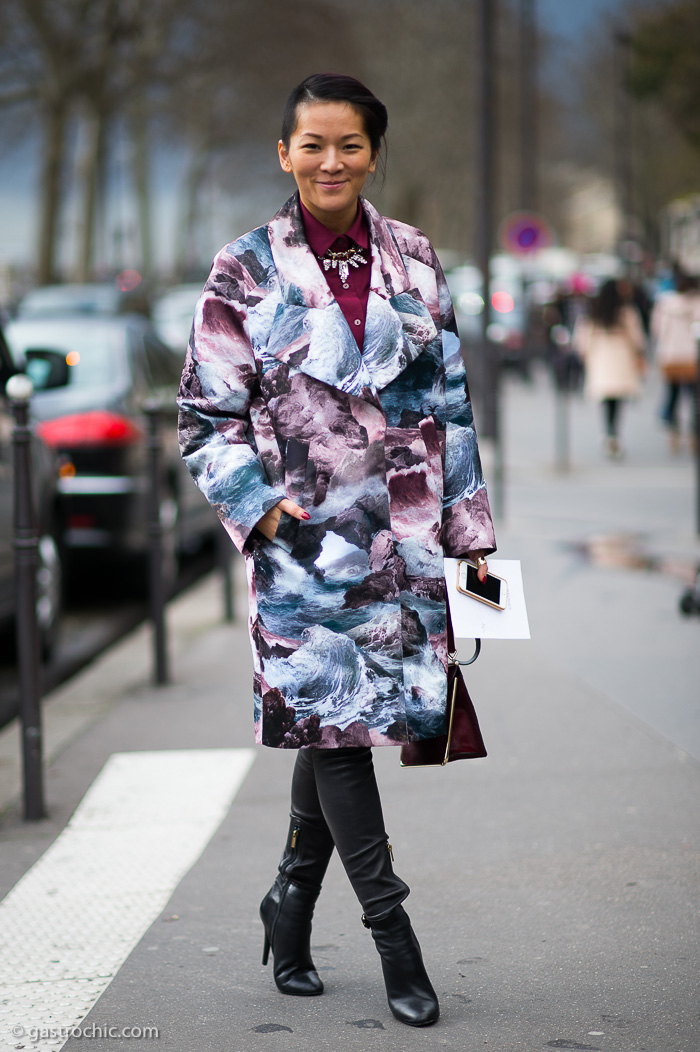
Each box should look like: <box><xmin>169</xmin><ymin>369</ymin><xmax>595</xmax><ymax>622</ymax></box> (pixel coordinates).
<box><xmin>343</xmin><ymin>283</ymin><xmax>350</xmax><ymax>289</ymax></box>
<box><xmin>354</xmin><ymin>319</ymin><xmax>361</xmax><ymax>326</ymax></box>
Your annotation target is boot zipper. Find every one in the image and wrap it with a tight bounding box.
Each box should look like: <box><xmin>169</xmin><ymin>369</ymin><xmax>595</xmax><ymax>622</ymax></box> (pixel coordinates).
<box><xmin>280</xmin><ymin>825</ymin><xmax>300</xmax><ymax>876</ymax></box>
<box><xmin>387</xmin><ymin>841</ymin><xmax>394</xmax><ymax>862</ymax></box>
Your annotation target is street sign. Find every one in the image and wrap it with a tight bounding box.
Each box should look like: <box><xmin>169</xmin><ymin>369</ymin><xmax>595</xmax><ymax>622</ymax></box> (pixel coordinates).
<box><xmin>500</xmin><ymin>211</ymin><xmax>553</xmax><ymax>255</ymax></box>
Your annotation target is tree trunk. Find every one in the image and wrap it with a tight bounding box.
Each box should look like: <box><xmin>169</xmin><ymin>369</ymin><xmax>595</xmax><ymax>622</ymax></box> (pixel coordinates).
<box><xmin>175</xmin><ymin>145</ymin><xmax>209</xmax><ymax>283</ymax></box>
<box><xmin>37</xmin><ymin>97</ymin><xmax>67</xmax><ymax>285</ymax></box>
<box><xmin>75</xmin><ymin>105</ymin><xmax>107</xmax><ymax>281</ymax></box>
<box><xmin>130</xmin><ymin>101</ymin><xmax>152</xmax><ymax>279</ymax></box>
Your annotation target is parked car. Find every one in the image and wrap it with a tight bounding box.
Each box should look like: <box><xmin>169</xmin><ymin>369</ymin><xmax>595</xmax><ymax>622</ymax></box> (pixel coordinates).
<box><xmin>4</xmin><ymin>314</ymin><xmax>217</xmax><ymax>587</ymax></box>
<box><xmin>445</xmin><ymin>258</ymin><xmax>531</xmax><ymax>373</ymax></box>
<box><xmin>0</xmin><ymin>324</ymin><xmax>62</xmax><ymax>657</ymax></box>
<box><xmin>151</xmin><ymin>283</ymin><xmax>203</xmax><ymax>354</ymax></box>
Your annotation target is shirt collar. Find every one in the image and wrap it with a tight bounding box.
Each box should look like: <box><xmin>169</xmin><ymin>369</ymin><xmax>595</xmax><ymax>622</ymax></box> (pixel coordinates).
<box><xmin>299</xmin><ymin>196</ymin><xmax>370</xmax><ymax>257</ymax></box>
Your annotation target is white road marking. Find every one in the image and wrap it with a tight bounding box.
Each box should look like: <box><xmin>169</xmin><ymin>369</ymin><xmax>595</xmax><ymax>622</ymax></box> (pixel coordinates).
<box><xmin>0</xmin><ymin>749</ymin><xmax>255</xmax><ymax>1052</ymax></box>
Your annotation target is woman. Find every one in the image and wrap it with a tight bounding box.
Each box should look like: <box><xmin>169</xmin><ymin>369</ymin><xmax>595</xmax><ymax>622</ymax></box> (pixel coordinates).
<box><xmin>650</xmin><ymin>270</ymin><xmax>700</xmax><ymax>454</ymax></box>
<box><xmin>177</xmin><ymin>74</ymin><xmax>495</xmax><ymax>1028</ymax></box>
<box><xmin>573</xmin><ymin>279</ymin><xmax>646</xmax><ymax>458</ymax></box>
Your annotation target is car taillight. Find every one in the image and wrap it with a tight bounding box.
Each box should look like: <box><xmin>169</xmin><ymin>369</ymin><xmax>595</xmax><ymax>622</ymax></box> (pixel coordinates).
<box><xmin>491</xmin><ymin>290</ymin><xmax>515</xmax><ymax>314</ymax></box>
<box><xmin>37</xmin><ymin>410</ymin><xmax>143</xmax><ymax>448</ymax></box>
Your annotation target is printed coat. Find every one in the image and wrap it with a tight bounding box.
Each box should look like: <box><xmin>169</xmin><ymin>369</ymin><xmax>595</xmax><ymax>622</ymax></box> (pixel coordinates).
<box><xmin>177</xmin><ymin>193</ymin><xmax>495</xmax><ymax>750</ymax></box>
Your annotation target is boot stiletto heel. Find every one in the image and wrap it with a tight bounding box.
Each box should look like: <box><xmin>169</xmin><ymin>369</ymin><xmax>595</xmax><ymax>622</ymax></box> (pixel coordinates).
<box><xmin>259</xmin><ymin>813</ymin><xmax>334</xmax><ymax>996</ymax></box>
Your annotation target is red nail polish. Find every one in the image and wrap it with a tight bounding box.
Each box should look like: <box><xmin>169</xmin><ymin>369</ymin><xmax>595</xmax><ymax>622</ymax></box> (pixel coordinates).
<box><xmin>302</xmin><ymin>511</ymin><xmax>311</xmax><ymax>520</ymax></box>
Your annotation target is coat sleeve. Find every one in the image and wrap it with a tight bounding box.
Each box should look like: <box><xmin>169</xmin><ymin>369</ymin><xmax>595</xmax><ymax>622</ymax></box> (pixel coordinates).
<box><xmin>623</xmin><ymin>305</ymin><xmax>646</xmax><ymax>357</ymax></box>
<box><xmin>177</xmin><ymin>248</ymin><xmax>285</xmax><ymax>554</ymax></box>
<box><xmin>435</xmin><ymin>254</ymin><xmax>497</xmax><ymax>558</ymax></box>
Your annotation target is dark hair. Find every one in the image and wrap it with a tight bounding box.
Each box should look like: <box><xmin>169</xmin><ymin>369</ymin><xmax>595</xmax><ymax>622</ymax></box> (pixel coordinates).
<box><xmin>590</xmin><ymin>279</ymin><xmax>624</xmax><ymax>330</ymax></box>
<box><xmin>281</xmin><ymin>74</ymin><xmax>388</xmax><ymax>161</ymax></box>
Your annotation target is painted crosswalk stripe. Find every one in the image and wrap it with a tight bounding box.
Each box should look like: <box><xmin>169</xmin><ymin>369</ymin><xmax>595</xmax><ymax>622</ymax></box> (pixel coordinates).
<box><xmin>0</xmin><ymin>748</ymin><xmax>255</xmax><ymax>1052</ymax></box>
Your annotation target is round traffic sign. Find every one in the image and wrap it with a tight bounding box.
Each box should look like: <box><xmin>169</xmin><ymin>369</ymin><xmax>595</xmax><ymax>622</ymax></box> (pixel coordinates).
<box><xmin>500</xmin><ymin>211</ymin><xmax>553</xmax><ymax>255</ymax></box>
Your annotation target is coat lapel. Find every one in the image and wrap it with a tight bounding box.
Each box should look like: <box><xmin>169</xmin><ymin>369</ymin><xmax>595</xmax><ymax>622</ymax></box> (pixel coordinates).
<box><xmin>266</xmin><ymin>195</ymin><xmax>438</xmax><ymax>401</ymax></box>
<box><xmin>362</xmin><ymin>198</ymin><xmax>439</xmax><ymax>391</ymax></box>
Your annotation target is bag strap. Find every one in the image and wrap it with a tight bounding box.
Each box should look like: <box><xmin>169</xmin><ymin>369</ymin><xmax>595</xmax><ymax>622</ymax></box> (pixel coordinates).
<box><xmin>446</xmin><ymin>580</ymin><xmax>481</xmax><ymax>666</ymax></box>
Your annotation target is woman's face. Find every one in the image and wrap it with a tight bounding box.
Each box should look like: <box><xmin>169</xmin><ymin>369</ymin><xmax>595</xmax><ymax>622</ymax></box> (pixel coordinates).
<box><xmin>278</xmin><ymin>101</ymin><xmax>377</xmax><ymax>233</ymax></box>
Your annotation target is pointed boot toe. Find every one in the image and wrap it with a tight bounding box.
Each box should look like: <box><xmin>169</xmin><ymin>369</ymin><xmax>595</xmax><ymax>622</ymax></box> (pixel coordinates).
<box><xmin>367</xmin><ymin>905</ymin><xmax>439</xmax><ymax>1027</ymax></box>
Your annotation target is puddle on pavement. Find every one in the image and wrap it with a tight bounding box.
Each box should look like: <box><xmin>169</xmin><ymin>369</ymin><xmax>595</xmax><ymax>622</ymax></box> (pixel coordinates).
<box><xmin>569</xmin><ymin>533</ymin><xmax>698</xmax><ymax>585</ymax></box>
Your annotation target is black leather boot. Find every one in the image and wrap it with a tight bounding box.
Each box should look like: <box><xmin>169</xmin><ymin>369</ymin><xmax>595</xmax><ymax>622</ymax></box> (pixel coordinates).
<box><xmin>301</xmin><ymin>749</ymin><xmax>435</xmax><ymax>1023</ymax></box>
<box><xmin>260</xmin><ymin>813</ymin><xmax>334</xmax><ymax>996</ymax></box>
<box><xmin>304</xmin><ymin>748</ymin><xmax>410</xmax><ymax>919</ymax></box>
<box><xmin>260</xmin><ymin>875</ymin><xmax>323</xmax><ymax>995</ymax></box>
<box><xmin>363</xmin><ymin>905</ymin><xmax>440</xmax><ymax>1027</ymax></box>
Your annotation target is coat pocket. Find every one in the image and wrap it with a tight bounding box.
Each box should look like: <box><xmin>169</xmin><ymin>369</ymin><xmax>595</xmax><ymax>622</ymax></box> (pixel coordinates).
<box><xmin>271</xmin><ymin>437</ymin><xmax>309</xmax><ymax>553</ymax></box>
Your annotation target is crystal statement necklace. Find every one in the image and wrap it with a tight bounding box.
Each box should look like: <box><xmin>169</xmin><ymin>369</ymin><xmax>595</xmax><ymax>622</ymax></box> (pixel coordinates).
<box><xmin>318</xmin><ymin>245</ymin><xmax>368</xmax><ymax>283</ymax></box>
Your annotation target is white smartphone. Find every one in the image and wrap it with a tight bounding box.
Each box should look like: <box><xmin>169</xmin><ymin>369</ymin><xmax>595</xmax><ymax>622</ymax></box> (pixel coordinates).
<box><xmin>457</xmin><ymin>560</ymin><xmax>507</xmax><ymax>611</ymax></box>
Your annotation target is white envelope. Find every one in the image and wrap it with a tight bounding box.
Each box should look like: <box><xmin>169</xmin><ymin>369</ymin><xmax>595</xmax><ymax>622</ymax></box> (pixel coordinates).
<box><xmin>444</xmin><ymin>558</ymin><xmax>531</xmax><ymax>640</ymax></box>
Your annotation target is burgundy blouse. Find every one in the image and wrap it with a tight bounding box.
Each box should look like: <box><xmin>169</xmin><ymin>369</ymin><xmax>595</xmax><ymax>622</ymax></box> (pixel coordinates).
<box><xmin>300</xmin><ymin>198</ymin><xmax>371</xmax><ymax>350</ymax></box>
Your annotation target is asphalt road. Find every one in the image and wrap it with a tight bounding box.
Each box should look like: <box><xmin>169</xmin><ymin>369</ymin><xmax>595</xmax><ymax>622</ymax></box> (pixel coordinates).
<box><xmin>0</xmin><ymin>364</ymin><xmax>698</xmax><ymax>1052</ymax></box>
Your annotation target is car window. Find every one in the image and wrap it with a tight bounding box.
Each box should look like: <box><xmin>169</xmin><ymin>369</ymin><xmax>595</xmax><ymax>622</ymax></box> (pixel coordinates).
<box><xmin>143</xmin><ymin>336</ymin><xmax>182</xmax><ymax>387</ymax></box>
<box><xmin>0</xmin><ymin>327</ymin><xmax>15</xmax><ymax>388</ymax></box>
<box><xmin>17</xmin><ymin>285</ymin><xmax>121</xmax><ymax>318</ymax></box>
<box><xmin>127</xmin><ymin>330</ymin><xmax>151</xmax><ymax>391</ymax></box>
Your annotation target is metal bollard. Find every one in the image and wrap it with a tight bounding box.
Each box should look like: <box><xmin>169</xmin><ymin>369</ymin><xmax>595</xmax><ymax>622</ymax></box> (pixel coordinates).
<box><xmin>143</xmin><ymin>401</ymin><xmax>169</xmax><ymax>685</ymax></box>
<box><xmin>551</xmin><ymin>326</ymin><xmax>572</xmax><ymax>473</ymax></box>
<box><xmin>6</xmin><ymin>374</ymin><xmax>46</xmax><ymax>821</ymax></box>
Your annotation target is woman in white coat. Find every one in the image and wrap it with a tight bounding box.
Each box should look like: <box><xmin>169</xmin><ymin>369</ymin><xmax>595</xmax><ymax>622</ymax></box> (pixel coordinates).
<box><xmin>650</xmin><ymin>271</ymin><xmax>700</xmax><ymax>453</ymax></box>
<box><xmin>573</xmin><ymin>279</ymin><xmax>646</xmax><ymax>457</ymax></box>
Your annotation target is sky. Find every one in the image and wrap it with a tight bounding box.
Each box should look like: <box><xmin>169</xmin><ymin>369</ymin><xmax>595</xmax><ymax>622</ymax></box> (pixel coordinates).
<box><xmin>537</xmin><ymin>0</ymin><xmax>628</xmax><ymax>90</ymax></box>
<box><xmin>0</xmin><ymin>0</ymin><xmax>634</xmax><ymax>279</ymax></box>
<box><xmin>537</xmin><ymin>0</ymin><xmax>625</xmax><ymax>39</ymax></box>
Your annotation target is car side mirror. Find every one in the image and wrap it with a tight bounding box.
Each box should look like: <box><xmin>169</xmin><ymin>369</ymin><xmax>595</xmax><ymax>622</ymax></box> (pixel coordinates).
<box><xmin>23</xmin><ymin>348</ymin><xmax>70</xmax><ymax>390</ymax></box>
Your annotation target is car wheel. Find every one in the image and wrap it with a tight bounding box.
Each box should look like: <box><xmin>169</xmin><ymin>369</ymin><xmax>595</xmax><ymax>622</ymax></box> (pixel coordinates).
<box><xmin>36</xmin><ymin>533</ymin><xmax>62</xmax><ymax>660</ymax></box>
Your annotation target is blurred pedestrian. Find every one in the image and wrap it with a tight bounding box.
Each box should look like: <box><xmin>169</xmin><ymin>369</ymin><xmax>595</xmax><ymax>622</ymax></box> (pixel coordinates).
<box><xmin>650</xmin><ymin>270</ymin><xmax>700</xmax><ymax>454</ymax></box>
<box><xmin>618</xmin><ymin>276</ymin><xmax>652</xmax><ymax>336</ymax></box>
<box><xmin>544</xmin><ymin>282</ymin><xmax>586</xmax><ymax>393</ymax></box>
<box><xmin>573</xmin><ymin>279</ymin><xmax>647</xmax><ymax>458</ymax></box>
<box><xmin>177</xmin><ymin>73</ymin><xmax>495</xmax><ymax>1027</ymax></box>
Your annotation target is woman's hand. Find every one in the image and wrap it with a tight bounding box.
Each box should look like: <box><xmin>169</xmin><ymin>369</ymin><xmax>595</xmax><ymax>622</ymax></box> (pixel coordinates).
<box><xmin>255</xmin><ymin>498</ymin><xmax>310</xmax><ymax>541</ymax></box>
<box><xmin>470</xmin><ymin>549</ymin><xmax>489</xmax><ymax>582</ymax></box>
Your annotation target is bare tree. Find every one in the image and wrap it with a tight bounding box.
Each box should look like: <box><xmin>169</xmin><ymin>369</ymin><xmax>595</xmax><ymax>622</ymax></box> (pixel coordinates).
<box><xmin>0</xmin><ymin>0</ymin><xmax>560</xmax><ymax>280</ymax></box>
<box><xmin>0</xmin><ymin>0</ymin><xmax>200</xmax><ymax>281</ymax></box>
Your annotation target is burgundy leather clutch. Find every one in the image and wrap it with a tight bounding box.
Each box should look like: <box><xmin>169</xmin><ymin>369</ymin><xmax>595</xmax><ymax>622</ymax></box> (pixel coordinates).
<box><xmin>400</xmin><ymin>593</ymin><xmax>487</xmax><ymax>767</ymax></box>
<box><xmin>400</xmin><ymin>656</ymin><xmax>487</xmax><ymax>767</ymax></box>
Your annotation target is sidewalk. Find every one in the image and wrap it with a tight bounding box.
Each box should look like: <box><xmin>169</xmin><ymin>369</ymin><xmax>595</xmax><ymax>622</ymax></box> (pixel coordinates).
<box><xmin>0</xmin><ymin>367</ymin><xmax>698</xmax><ymax>1052</ymax></box>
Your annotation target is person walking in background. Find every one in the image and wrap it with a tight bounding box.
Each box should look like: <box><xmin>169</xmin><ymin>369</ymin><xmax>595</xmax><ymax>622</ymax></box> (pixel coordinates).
<box><xmin>573</xmin><ymin>279</ymin><xmax>647</xmax><ymax>458</ymax></box>
<box><xmin>177</xmin><ymin>73</ymin><xmax>495</xmax><ymax>1027</ymax></box>
<box><xmin>650</xmin><ymin>269</ymin><xmax>700</xmax><ymax>454</ymax></box>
